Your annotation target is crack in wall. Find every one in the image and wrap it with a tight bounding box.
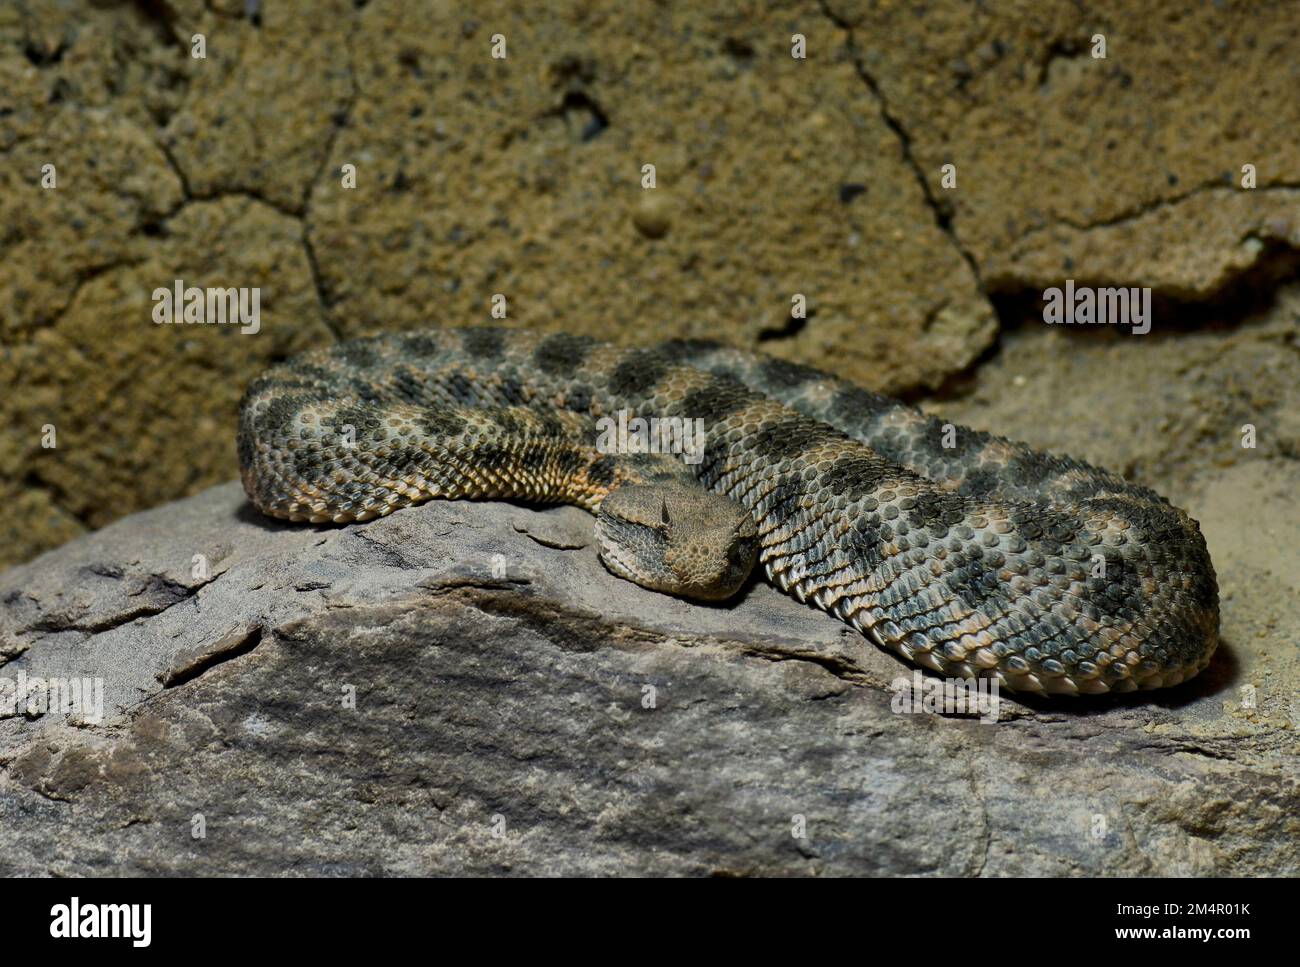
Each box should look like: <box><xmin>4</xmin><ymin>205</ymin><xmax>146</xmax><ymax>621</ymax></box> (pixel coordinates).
<box><xmin>817</xmin><ymin>0</ymin><xmax>985</xmax><ymax>290</ymax></box>
<box><xmin>1014</xmin><ymin>181</ymin><xmax>1300</xmax><ymax>244</ymax></box>
<box><xmin>156</xmin><ymin>137</ymin><xmax>194</xmax><ymax>203</ymax></box>
<box><xmin>33</xmin><ymin>258</ymin><xmax>147</xmax><ymax>333</ymax></box>
<box><xmin>299</xmin><ymin>10</ymin><xmax>362</xmax><ymax>343</ymax></box>
<box><xmin>989</xmin><ymin>238</ymin><xmax>1300</xmax><ymax>332</ymax></box>
<box><xmin>816</xmin><ymin>1</ymin><xmax>1300</xmax><ymax>338</ymax></box>
<box><xmin>144</xmin><ymin>8</ymin><xmax>362</xmax><ymax>344</ymax></box>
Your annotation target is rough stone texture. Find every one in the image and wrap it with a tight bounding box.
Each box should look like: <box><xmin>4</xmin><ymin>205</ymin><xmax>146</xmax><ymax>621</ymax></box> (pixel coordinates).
<box><xmin>825</xmin><ymin>0</ymin><xmax>1300</xmax><ymax>297</ymax></box>
<box><xmin>307</xmin><ymin>0</ymin><xmax>991</xmax><ymax>387</ymax></box>
<box><xmin>0</xmin><ymin>0</ymin><xmax>336</xmax><ymax>566</ymax></box>
<box><xmin>0</xmin><ymin>459</ymin><xmax>1295</xmax><ymax>876</ymax></box>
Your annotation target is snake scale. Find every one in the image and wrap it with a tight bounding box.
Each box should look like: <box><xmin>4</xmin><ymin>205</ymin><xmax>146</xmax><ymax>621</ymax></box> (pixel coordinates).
<box><xmin>238</xmin><ymin>327</ymin><xmax>1219</xmax><ymax>695</ymax></box>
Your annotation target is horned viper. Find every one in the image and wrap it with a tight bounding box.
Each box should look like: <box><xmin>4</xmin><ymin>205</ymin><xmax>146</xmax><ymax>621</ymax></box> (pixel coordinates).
<box><xmin>238</xmin><ymin>327</ymin><xmax>1219</xmax><ymax>695</ymax></box>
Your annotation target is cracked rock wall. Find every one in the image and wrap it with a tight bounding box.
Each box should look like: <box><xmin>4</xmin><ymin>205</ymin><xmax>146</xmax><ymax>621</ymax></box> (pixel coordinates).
<box><xmin>825</xmin><ymin>0</ymin><xmax>1300</xmax><ymax>297</ymax></box>
<box><xmin>2</xmin><ymin>0</ymin><xmax>1298</xmax><ymax>574</ymax></box>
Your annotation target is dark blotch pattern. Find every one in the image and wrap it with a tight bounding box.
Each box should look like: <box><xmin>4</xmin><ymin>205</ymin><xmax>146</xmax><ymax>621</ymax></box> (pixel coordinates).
<box><xmin>945</xmin><ymin>546</ymin><xmax>1014</xmax><ymax>625</ymax></box>
<box><xmin>499</xmin><ymin>374</ymin><xmax>528</xmax><ymax>405</ymax></box>
<box><xmin>460</xmin><ymin>328</ymin><xmax>504</xmax><ymax>359</ymax></box>
<box><xmin>586</xmin><ymin>455</ymin><xmax>618</xmax><ymax>487</ymax></box>
<box><xmin>534</xmin><ymin>332</ymin><xmax>592</xmax><ymax>376</ymax></box>
<box><xmin>419</xmin><ymin>406</ymin><xmax>467</xmax><ymax>438</ymax></box>
<box><xmin>333</xmin><ymin>405</ymin><xmax>383</xmax><ymax>440</ymax></box>
<box><xmin>1006</xmin><ymin>451</ymin><xmax>1061</xmax><ymax>488</ymax></box>
<box><xmin>679</xmin><ymin>378</ymin><xmax>752</xmax><ymax>424</ymax></box>
<box><xmin>819</xmin><ymin>454</ymin><xmax>891</xmax><ymax>498</ymax></box>
<box><xmin>607</xmin><ymin>349</ymin><xmax>670</xmax><ymax>399</ymax></box>
<box><xmin>841</xmin><ymin>515</ymin><xmax>886</xmax><ymax>575</ymax></box>
<box><xmin>764</xmin><ymin>481</ymin><xmax>803</xmax><ymax>521</ymax></box>
<box><xmin>830</xmin><ymin>385</ymin><xmax>896</xmax><ymax>428</ymax></box>
<box><xmin>656</xmin><ymin>337</ymin><xmax>725</xmax><ymax>364</ymax></box>
<box><xmin>866</xmin><ymin>429</ymin><xmax>909</xmax><ymax>465</ymax></box>
<box><xmin>565</xmin><ymin>383</ymin><xmax>592</xmax><ymax>413</ymax></box>
<box><xmin>288</xmin><ymin>364</ymin><xmax>341</xmax><ymax>387</ymax></box>
<box><xmin>402</xmin><ymin>333</ymin><xmax>442</xmax><ymax>358</ymax></box>
<box><xmin>443</xmin><ymin>371</ymin><xmax>480</xmax><ymax>405</ymax></box>
<box><xmin>1012</xmin><ymin>507</ymin><xmax>1079</xmax><ymax>549</ymax></box>
<box><xmin>905</xmin><ymin>491</ymin><xmax>966</xmax><ymax>531</ymax></box>
<box><xmin>390</xmin><ymin>445</ymin><xmax>433</xmax><ymax>473</ymax></box>
<box><xmin>493</xmin><ymin>409</ymin><xmax>526</xmax><ymax>436</ymax></box>
<box><xmin>938</xmin><ymin>423</ymin><xmax>990</xmax><ymax>459</ymax></box>
<box><xmin>334</xmin><ymin>341</ymin><xmax>380</xmax><ymax>371</ymax></box>
<box><xmin>552</xmin><ymin>445</ymin><xmax>585</xmax><ymax>476</ymax></box>
<box><xmin>390</xmin><ymin>366</ymin><xmax>433</xmax><ymax>405</ymax></box>
<box><xmin>752</xmin><ymin>417</ymin><xmax>822</xmax><ymax>463</ymax></box>
<box><xmin>957</xmin><ymin>465</ymin><xmax>1001</xmax><ymax>498</ymax></box>
<box><xmin>758</xmin><ymin>357</ymin><xmax>821</xmax><ymax>390</ymax></box>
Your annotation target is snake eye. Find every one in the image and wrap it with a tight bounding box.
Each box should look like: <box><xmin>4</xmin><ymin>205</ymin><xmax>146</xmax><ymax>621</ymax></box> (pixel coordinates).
<box><xmin>660</xmin><ymin>500</ymin><xmax>671</xmax><ymax>525</ymax></box>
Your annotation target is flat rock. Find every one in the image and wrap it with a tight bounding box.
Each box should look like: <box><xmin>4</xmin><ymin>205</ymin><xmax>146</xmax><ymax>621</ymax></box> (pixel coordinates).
<box><xmin>0</xmin><ymin>482</ymin><xmax>1294</xmax><ymax>875</ymax></box>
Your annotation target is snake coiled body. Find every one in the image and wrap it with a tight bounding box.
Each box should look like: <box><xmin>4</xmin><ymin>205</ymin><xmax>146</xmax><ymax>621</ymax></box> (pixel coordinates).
<box><xmin>238</xmin><ymin>328</ymin><xmax>1219</xmax><ymax>695</ymax></box>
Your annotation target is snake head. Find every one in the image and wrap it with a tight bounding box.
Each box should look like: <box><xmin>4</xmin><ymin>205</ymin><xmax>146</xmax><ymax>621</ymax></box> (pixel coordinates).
<box><xmin>595</xmin><ymin>483</ymin><xmax>758</xmax><ymax>601</ymax></box>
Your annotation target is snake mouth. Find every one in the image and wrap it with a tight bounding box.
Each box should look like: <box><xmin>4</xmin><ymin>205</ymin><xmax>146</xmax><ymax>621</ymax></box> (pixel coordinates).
<box><xmin>594</xmin><ymin>519</ymin><xmax>677</xmax><ymax>596</ymax></box>
<box><xmin>596</xmin><ymin>542</ymin><xmax>744</xmax><ymax>602</ymax></box>
<box><xmin>596</xmin><ymin>541</ymin><xmax>643</xmax><ymax>588</ymax></box>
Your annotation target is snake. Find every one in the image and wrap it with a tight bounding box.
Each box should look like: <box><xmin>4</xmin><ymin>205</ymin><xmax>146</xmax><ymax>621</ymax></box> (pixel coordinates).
<box><xmin>237</xmin><ymin>327</ymin><xmax>1219</xmax><ymax>695</ymax></box>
